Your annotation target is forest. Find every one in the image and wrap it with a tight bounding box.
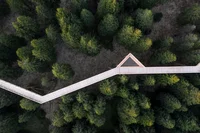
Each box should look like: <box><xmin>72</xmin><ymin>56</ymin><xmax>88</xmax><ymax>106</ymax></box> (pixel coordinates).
<box><xmin>0</xmin><ymin>0</ymin><xmax>200</xmax><ymax>133</ymax></box>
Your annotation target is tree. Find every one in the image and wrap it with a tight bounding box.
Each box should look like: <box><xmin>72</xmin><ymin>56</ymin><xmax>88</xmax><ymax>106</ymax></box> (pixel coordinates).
<box><xmin>156</xmin><ymin>74</ymin><xmax>180</xmax><ymax>86</ymax></box>
<box><xmin>116</xmin><ymin>86</ymin><xmax>130</xmax><ymax>98</ymax></box>
<box><xmin>118</xmin><ymin>25</ymin><xmax>142</xmax><ymax>49</ymax></box>
<box><xmin>18</xmin><ymin>58</ymin><xmax>45</xmax><ymax>72</ymax></box>
<box><xmin>0</xmin><ymin>1</ymin><xmax>10</xmax><ymax>17</ymax></box>
<box><xmin>52</xmin><ymin>110</ymin><xmax>66</xmax><ymax>127</ymax></box>
<box><xmin>61</xmin><ymin>94</ymin><xmax>75</xmax><ymax>104</ymax></box>
<box><xmin>87</xmin><ymin>112</ymin><xmax>106</xmax><ymax>127</ymax></box>
<box><xmin>139</xmin><ymin>0</ymin><xmax>158</xmax><ymax>9</ymax></box>
<box><xmin>18</xmin><ymin>111</ymin><xmax>34</xmax><ymax>123</ymax></box>
<box><xmin>178</xmin><ymin>4</ymin><xmax>200</xmax><ymax>25</ymax></box>
<box><xmin>45</xmin><ymin>25</ymin><xmax>59</xmax><ymax>43</ymax></box>
<box><xmin>0</xmin><ymin>44</ymin><xmax>16</xmax><ymax>61</ymax></box>
<box><xmin>52</xmin><ymin>63</ymin><xmax>74</xmax><ymax>80</ymax></box>
<box><xmin>80</xmin><ymin>34</ymin><xmax>99</xmax><ymax>55</ymax></box>
<box><xmin>137</xmin><ymin>93</ymin><xmax>151</xmax><ymax>109</ymax></box>
<box><xmin>125</xmin><ymin>0</ymin><xmax>139</xmax><ymax>10</ymax></box>
<box><xmin>16</xmin><ymin>46</ymin><xmax>32</xmax><ymax>60</ymax></box>
<box><xmin>98</xmin><ymin>14</ymin><xmax>119</xmax><ymax>37</ymax></box>
<box><xmin>6</xmin><ymin>0</ymin><xmax>34</xmax><ymax>15</ymax></box>
<box><xmin>72</xmin><ymin>102</ymin><xmax>86</xmax><ymax>119</ymax></box>
<box><xmin>76</xmin><ymin>91</ymin><xmax>90</xmax><ymax>104</ymax></box>
<box><xmin>62</xmin><ymin>24</ymin><xmax>82</xmax><ymax>48</ymax></box>
<box><xmin>70</xmin><ymin>0</ymin><xmax>89</xmax><ymax>14</ymax></box>
<box><xmin>138</xmin><ymin>110</ymin><xmax>155</xmax><ymax>127</ymax></box>
<box><xmin>135</xmin><ymin>9</ymin><xmax>153</xmax><ymax>31</ymax></box>
<box><xmin>59</xmin><ymin>103</ymin><xmax>75</xmax><ymax>123</ymax></box>
<box><xmin>94</xmin><ymin>96</ymin><xmax>106</xmax><ymax>115</ymax></box>
<box><xmin>0</xmin><ymin>89</ymin><xmax>19</xmax><ymax>109</ymax></box>
<box><xmin>80</xmin><ymin>9</ymin><xmax>95</xmax><ymax>29</ymax></box>
<box><xmin>118</xmin><ymin>75</ymin><xmax>129</xmax><ymax>85</ymax></box>
<box><xmin>12</xmin><ymin>16</ymin><xmax>40</xmax><ymax>40</ymax></box>
<box><xmin>99</xmin><ymin>80</ymin><xmax>118</xmax><ymax>96</ymax></box>
<box><xmin>174</xmin><ymin>33</ymin><xmax>198</xmax><ymax>51</ymax></box>
<box><xmin>118</xmin><ymin>95</ymin><xmax>140</xmax><ymax>118</ymax></box>
<box><xmin>151</xmin><ymin>51</ymin><xmax>177</xmax><ymax>65</ymax></box>
<box><xmin>20</xmin><ymin>98</ymin><xmax>39</xmax><ymax>111</ymax></box>
<box><xmin>182</xmin><ymin>50</ymin><xmax>200</xmax><ymax>65</ymax></box>
<box><xmin>97</xmin><ymin>0</ymin><xmax>122</xmax><ymax>18</ymax></box>
<box><xmin>158</xmin><ymin>93</ymin><xmax>181</xmax><ymax>113</ymax></box>
<box><xmin>0</xmin><ymin>113</ymin><xmax>20</xmax><ymax>133</ymax></box>
<box><xmin>155</xmin><ymin>109</ymin><xmax>175</xmax><ymax>129</ymax></box>
<box><xmin>0</xmin><ymin>34</ymin><xmax>25</xmax><ymax>50</ymax></box>
<box><xmin>72</xmin><ymin>121</ymin><xmax>97</xmax><ymax>133</ymax></box>
<box><xmin>0</xmin><ymin>61</ymin><xmax>21</xmax><ymax>78</ymax></box>
<box><xmin>36</xmin><ymin>4</ymin><xmax>55</xmax><ymax>27</ymax></box>
<box><xmin>135</xmin><ymin>37</ymin><xmax>152</xmax><ymax>52</ymax></box>
<box><xmin>143</xmin><ymin>76</ymin><xmax>156</xmax><ymax>86</ymax></box>
<box><xmin>31</xmin><ymin>38</ymin><xmax>56</xmax><ymax>62</ymax></box>
<box><xmin>175</xmin><ymin>112</ymin><xmax>200</xmax><ymax>132</ymax></box>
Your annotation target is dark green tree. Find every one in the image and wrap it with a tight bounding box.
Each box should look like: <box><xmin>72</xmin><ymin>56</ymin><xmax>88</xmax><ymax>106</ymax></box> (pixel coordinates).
<box><xmin>0</xmin><ymin>34</ymin><xmax>25</xmax><ymax>50</ymax></box>
<box><xmin>135</xmin><ymin>37</ymin><xmax>152</xmax><ymax>52</ymax></box>
<box><xmin>94</xmin><ymin>96</ymin><xmax>106</xmax><ymax>115</ymax></box>
<box><xmin>45</xmin><ymin>25</ymin><xmax>59</xmax><ymax>43</ymax></box>
<box><xmin>116</xmin><ymin>86</ymin><xmax>130</xmax><ymax>98</ymax></box>
<box><xmin>97</xmin><ymin>0</ymin><xmax>122</xmax><ymax>18</ymax></box>
<box><xmin>80</xmin><ymin>9</ymin><xmax>95</xmax><ymax>29</ymax></box>
<box><xmin>12</xmin><ymin>16</ymin><xmax>40</xmax><ymax>40</ymax></box>
<box><xmin>52</xmin><ymin>63</ymin><xmax>74</xmax><ymax>80</ymax></box>
<box><xmin>175</xmin><ymin>112</ymin><xmax>200</xmax><ymax>132</ymax></box>
<box><xmin>0</xmin><ymin>113</ymin><xmax>20</xmax><ymax>133</ymax></box>
<box><xmin>72</xmin><ymin>102</ymin><xmax>86</xmax><ymax>119</ymax></box>
<box><xmin>137</xmin><ymin>93</ymin><xmax>151</xmax><ymax>109</ymax></box>
<box><xmin>135</xmin><ymin>9</ymin><xmax>153</xmax><ymax>31</ymax></box>
<box><xmin>151</xmin><ymin>51</ymin><xmax>177</xmax><ymax>65</ymax></box>
<box><xmin>0</xmin><ymin>89</ymin><xmax>19</xmax><ymax>109</ymax></box>
<box><xmin>138</xmin><ymin>109</ymin><xmax>155</xmax><ymax>127</ymax></box>
<box><xmin>155</xmin><ymin>109</ymin><xmax>175</xmax><ymax>129</ymax></box>
<box><xmin>178</xmin><ymin>4</ymin><xmax>200</xmax><ymax>25</ymax></box>
<box><xmin>143</xmin><ymin>76</ymin><xmax>156</xmax><ymax>86</ymax></box>
<box><xmin>158</xmin><ymin>93</ymin><xmax>181</xmax><ymax>113</ymax></box>
<box><xmin>98</xmin><ymin>14</ymin><xmax>119</xmax><ymax>37</ymax></box>
<box><xmin>182</xmin><ymin>50</ymin><xmax>200</xmax><ymax>65</ymax></box>
<box><xmin>87</xmin><ymin>112</ymin><xmax>106</xmax><ymax>127</ymax></box>
<box><xmin>18</xmin><ymin>111</ymin><xmax>34</xmax><ymax>123</ymax></box>
<box><xmin>6</xmin><ymin>0</ymin><xmax>34</xmax><ymax>15</ymax></box>
<box><xmin>99</xmin><ymin>80</ymin><xmax>118</xmax><ymax>96</ymax></box>
<box><xmin>156</xmin><ymin>74</ymin><xmax>180</xmax><ymax>86</ymax></box>
<box><xmin>76</xmin><ymin>91</ymin><xmax>90</xmax><ymax>104</ymax></box>
<box><xmin>0</xmin><ymin>1</ymin><xmax>10</xmax><ymax>17</ymax></box>
<box><xmin>52</xmin><ymin>110</ymin><xmax>66</xmax><ymax>127</ymax></box>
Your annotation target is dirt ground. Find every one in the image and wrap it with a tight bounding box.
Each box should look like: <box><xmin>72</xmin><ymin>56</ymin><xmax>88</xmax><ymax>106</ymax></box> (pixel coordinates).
<box><xmin>1</xmin><ymin>0</ymin><xmax>200</xmax><ymax>122</ymax></box>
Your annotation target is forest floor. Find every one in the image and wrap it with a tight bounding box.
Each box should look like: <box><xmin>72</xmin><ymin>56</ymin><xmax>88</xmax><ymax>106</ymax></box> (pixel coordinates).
<box><xmin>0</xmin><ymin>0</ymin><xmax>200</xmax><ymax>123</ymax></box>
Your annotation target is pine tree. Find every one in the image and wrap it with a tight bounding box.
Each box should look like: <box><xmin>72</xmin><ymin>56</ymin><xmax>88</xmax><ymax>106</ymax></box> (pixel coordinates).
<box><xmin>99</xmin><ymin>80</ymin><xmax>118</xmax><ymax>96</ymax></box>
<box><xmin>151</xmin><ymin>51</ymin><xmax>177</xmax><ymax>65</ymax></box>
<box><xmin>52</xmin><ymin>63</ymin><xmax>74</xmax><ymax>80</ymax></box>
<box><xmin>98</xmin><ymin>14</ymin><xmax>119</xmax><ymax>37</ymax></box>
<box><xmin>80</xmin><ymin>9</ymin><xmax>95</xmax><ymax>29</ymax></box>
<box><xmin>20</xmin><ymin>98</ymin><xmax>39</xmax><ymax>111</ymax></box>
<box><xmin>80</xmin><ymin>34</ymin><xmax>99</xmax><ymax>55</ymax></box>
<box><xmin>135</xmin><ymin>9</ymin><xmax>153</xmax><ymax>31</ymax></box>
<box><xmin>31</xmin><ymin>38</ymin><xmax>56</xmax><ymax>62</ymax></box>
<box><xmin>94</xmin><ymin>96</ymin><xmax>106</xmax><ymax>115</ymax></box>
<box><xmin>12</xmin><ymin>16</ymin><xmax>40</xmax><ymax>40</ymax></box>
<box><xmin>158</xmin><ymin>93</ymin><xmax>181</xmax><ymax>113</ymax></box>
<box><xmin>118</xmin><ymin>25</ymin><xmax>142</xmax><ymax>49</ymax></box>
<box><xmin>97</xmin><ymin>0</ymin><xmax>122</xmax><ymax>18</ymax></box>
<box><xmin>155</xmin><ymin>108</ymin><xmax>175</xmax><ymax>129</ymax></box>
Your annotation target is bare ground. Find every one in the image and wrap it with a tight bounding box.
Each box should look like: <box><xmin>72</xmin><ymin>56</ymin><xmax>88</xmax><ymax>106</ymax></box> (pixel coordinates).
<box><xmin>149</xmin><ymin>0</ymin><xmax>200</xmax><ymax>40</ymax></box>
<box><xmin>1</xmin><ymin>0</ymin><xmax>200</xmax><ymax>122</ymax></box>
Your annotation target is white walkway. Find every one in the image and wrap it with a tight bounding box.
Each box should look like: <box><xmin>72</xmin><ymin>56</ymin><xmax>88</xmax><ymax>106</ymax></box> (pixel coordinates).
<box><xmin>0</xmin><ymin>53</ymin><xmax>199</xmax><ymax>104</ymax></box>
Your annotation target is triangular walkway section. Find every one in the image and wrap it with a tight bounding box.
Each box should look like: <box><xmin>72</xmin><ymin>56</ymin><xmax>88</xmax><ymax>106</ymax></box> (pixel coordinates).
<box><xmin>117</xmin><ymin>53</ymin><xmax>145</xmax><ymax>67</ymax></box>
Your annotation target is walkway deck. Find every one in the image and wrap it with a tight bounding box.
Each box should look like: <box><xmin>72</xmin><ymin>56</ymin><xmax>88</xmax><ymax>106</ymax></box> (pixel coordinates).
<box><xmin>0</xmin><ymin>53</ymin><xmax>199</xmax><ymax>104</ymax></box>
